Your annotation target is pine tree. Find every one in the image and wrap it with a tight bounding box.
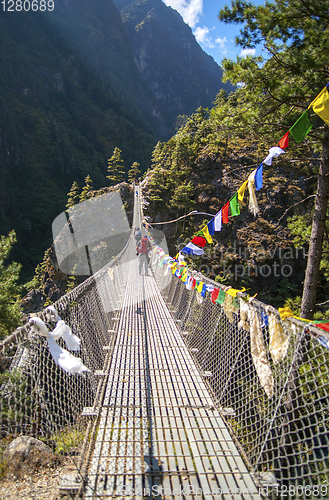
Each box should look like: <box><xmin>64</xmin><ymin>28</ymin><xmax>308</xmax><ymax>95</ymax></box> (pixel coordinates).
<box><xmin>79</xmin><ymin>175</ymin><xmax>93</xmax><ymax>202</ymax></box>
<box><xmin>150</xmin><ymin>141</ymin><xmax>166</xmax><ymax>169</ymax></box>
<box><xmin>25</xmin><ymin>248</ymin><xmax>51</xmax><ymax>292</ymax></box>
<box><xmin>107</xmin><ymin>147</ymin><xmax>125</xmax><ymax>185</ymax></box>
<box><xmin>0</xmin><ymin>231</ymin><xmax>22</xmax><ymax>339</ymax></box>
<box><xmin>66</xmin><ymin>181</ymin><xmax>79</xmax><ymax>209</ymax></box>
<box><xmin>219</xmin><ymin>0</ymin><xmax>329</xmax><ymax>319</ymax></box>
<box><xmin>169</xmin><ymin>181</ymin><xmax>196</xmax><ymax>212</ymax></box>
<box><xmin>128</xmin><ymin>162</ymin><xmax>141</xmax><ymax>183</ymax></box>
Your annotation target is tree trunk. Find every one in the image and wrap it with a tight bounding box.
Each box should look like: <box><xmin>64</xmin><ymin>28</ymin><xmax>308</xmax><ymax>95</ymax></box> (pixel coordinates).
<box><xmin>300</xmin><ymin>127</ymin><xmax>329</xmax><ymax>319</ymax></box>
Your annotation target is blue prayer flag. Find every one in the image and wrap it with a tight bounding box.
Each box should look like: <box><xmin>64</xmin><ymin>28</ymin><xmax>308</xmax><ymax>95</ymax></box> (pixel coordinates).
<box><xmin>208</xmin><ymin>219</ymin><xmax>215</xmax><ymax>236</ymax></box>
<box><xmin>254</xmin><ymin>164</ymin><xmax>263</xmax><ymax>191</ymax></box>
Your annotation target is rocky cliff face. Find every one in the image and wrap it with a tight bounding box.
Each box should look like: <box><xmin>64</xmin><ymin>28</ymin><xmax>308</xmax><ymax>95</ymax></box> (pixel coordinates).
<box><xmin>113</xmin><ymin>0</ymin><xmax>233</xmax><ymax>128</ymax></box>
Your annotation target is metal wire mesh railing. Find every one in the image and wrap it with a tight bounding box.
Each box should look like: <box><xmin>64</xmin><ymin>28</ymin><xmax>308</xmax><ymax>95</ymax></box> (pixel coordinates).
<box><xmin>149</xmin><ymin>243</ymin><xmax>329</xmax><ymax>498</ymax></box>
<box><xmin>1</xmin><ymin>258</ymin><xmax>121</xmax><ymax>439</ymax></box>
<box><xmin>0</xmin><ymin>193</ymin><xmax>141</xmax><ymax>446</ymax></box>
<box><xmin>1</xmin><ymin>183</ymin><xmax>329</xmax><ymax>499</ymax></box>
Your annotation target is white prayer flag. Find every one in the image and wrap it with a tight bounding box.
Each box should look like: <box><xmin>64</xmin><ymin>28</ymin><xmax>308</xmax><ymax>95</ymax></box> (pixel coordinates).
<box><xmin>264</xmin><ymin>146</ymin><xmax>285</xmax><ymax>166</ymax></box>
<box><xmin>214</xmin><ymin>210</ymin><xmax>222</xmax><ymax>232</ymax></box>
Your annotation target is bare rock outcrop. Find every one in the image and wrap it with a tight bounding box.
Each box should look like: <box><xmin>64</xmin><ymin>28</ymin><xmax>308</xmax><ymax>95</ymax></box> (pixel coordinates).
<box><xmin>3</xmin><ymin>436</ymin><xmax>59</xmax><ymax>478</ymax></box>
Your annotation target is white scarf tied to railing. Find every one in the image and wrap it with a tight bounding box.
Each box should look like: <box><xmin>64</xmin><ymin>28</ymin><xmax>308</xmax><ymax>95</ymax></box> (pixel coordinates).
<box><xmin>29</xmin><ymin>312</ymin><xmax>90</xmax><ymax>374</ymax></box>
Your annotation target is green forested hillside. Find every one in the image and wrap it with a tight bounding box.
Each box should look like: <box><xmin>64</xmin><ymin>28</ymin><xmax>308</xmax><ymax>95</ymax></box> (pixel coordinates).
<box><xmin>0</xmin><ymin>5</ymin><xmax>159</xmax><ymax>278</ymax></box>
<box><xmin>139</xmin><ymin>0</ymin><xmax>329</xmax><ymax>319</ymax></box>
<box><xmin>0</xmin><ymin>0</ymin><xmax>231</xmax><ymax>279</ymax></box>
<box><xmin>142</xmin><ymin>106</ymin><xmax>328</xmax><ymax>314</ymax></box>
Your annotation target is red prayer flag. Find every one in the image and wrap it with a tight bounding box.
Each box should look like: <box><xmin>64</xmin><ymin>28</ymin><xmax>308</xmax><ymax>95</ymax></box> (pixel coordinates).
<box><xmin>192</xmin><ymin>278</ymin><xmax>196</xmax><ymax>290</ymax></box>
<box><xmin>211</xmin><ymin>288</ymin><xmax>219</xmax><ymax>303</ymax></box>
<box><xmin>314</xmin><ymin>322</ymin><xmax>329</xmax><ymax>333</ymax></box>
<box><xmin>191</xmin><ymin>236</ymin><xmax>207</xmax><ymax>248</ymax></box>
<box><xmin>222</xmin><ymin>201</ymin><xmax>229</xmax><ymax>223</ymax></box>
<box><xmin>278</xmin><ymin>131</ymin><xmax>289</xmax><ymax>149</ymax></box>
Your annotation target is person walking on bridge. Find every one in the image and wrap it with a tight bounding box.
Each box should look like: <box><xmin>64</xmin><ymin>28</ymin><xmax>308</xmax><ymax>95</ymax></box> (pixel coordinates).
<box><xmin>134</xmin><ymin>226</ymin><xmax>142</xmax><ymax>244</ymax></box>
<box><xmin>136</xmin><ymin>235</ymin><xmax>151</xmax><ymax>276</ymax></box>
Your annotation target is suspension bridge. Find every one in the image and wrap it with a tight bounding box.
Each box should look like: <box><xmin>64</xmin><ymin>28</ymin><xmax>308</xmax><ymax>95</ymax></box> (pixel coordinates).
<box><xmin>1</xmin><ymin>184</ymin><xmax>329</xmax><ymax>499</ymax></box>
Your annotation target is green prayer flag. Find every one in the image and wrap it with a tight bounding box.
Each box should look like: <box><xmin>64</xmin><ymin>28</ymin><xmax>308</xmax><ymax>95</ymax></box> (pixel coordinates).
<box><xmin>232</xmin><ymin>297</ymin><xmax>240</xmax><ymax>308</ymax></box>
<box><xmin>229</xmin><ymin>193</ymin><xmax>240</xmax><ymax>216</ymax></box>
<box><xmin>215</xmin><ymin>290</ymin><xmax>226</xmax><ymax>305</ymax></box>
<box><xmin>289</xmin><ymin>110</ymin><xmax>312</xmax><ymax>143</ymax></box>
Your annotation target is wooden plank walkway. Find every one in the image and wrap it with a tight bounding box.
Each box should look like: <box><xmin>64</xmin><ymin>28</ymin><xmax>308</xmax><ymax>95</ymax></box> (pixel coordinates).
<box><xmin>84</xmin><ymin>256</ymin><xmax>262</xmax><ymax>499</ymax></box>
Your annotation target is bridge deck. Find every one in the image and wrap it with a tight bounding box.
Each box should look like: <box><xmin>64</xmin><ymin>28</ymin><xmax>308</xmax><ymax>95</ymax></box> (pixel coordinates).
<box><xmin>85</xmin><ymin>258</ymin><xmax>262</xmax><ymax>499</ymax></box>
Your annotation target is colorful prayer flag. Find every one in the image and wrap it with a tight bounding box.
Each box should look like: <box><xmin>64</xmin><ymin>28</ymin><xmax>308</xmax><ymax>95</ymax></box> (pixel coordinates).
<box><xmin>312</xmin><ymin>321</ymin><xmax>329</xmax><ymax>333</ymax></box>
<box><xmin>222</xmin><ymin>201</ymin><xmax>229</xmax><ymax>223</ymax></box>
<box><xmin>207</xmin><ymin>218</ymin><xmax>214</xmax><ymax>236</ymax></box>
<box><xmin>181</xmin><ymin>242</ymin><xmax>204</xmax><ymax>256</ymax></box>
<box><xmin>237</xmin><ymin>180</ymin><xmax>248</xmax><ymax>202</ymax></box>
<box><xmin>200</xmin><ymin>225</ymin><xmax>213</xmax><ymax>244</ymax></box>
<box><xmin>254</xmin><ymin>164</ymin><xmax>263</xmax><ymax>191</ymax></box>
<box><xmin>248</xmin><ymin>169</ymin><xmax>260</xmax><ymax>216</ymax></box>
<box><xmin>191</xmin><ymin>236</ymin><xmax>207</xmax><ymax>248</ymax></box>
<box><xmin>215</xmin><ymin>290</ymin><xmax>226</xmax><ymax>305</ymax></box>
<box><xmin>278</xmin><ymin>307</ymin><xmax>293</xmax><ymax>320</ymax></box>
<box><xmin>181</xmin><ymin>272</ymin><xmax>188</xmax><ymax>283</ymax></box>
<box><xmin>289</xmin><ymin>110</ymin><xmax>312</xmax><ymax>143</ymax></box>
<box><xmin>278</xmin><ymin>131</ymin><xmax>289</xmax><ymax>149</ymax></box>
<box><xmin>308</xmin><ymin>86</ymin><xmax>329</xmax><ymax>127</ymax></box>
<box><xmin>263</xmin><ymin>147</ymin><xmax>285</xmax><ymax>166</ymax></box>
<box><xmin>214</xmin><ymin>210</ymin><xmax>222</xmax><ymax>231</ymax></box>
<box><xmin>211</xmin><ymin>288</ymin><xmax>219</xmax><ymax>303</ymax></box>
<box><xmin>317</xmin><ymin>336</ymin><xmax>329</xmax><ymax>350</ymax></box>
<box><xmin>186</xmin><ymin>276</ymin><xmax>193</xmax><ymax>290</ymax></box>
<box><xmin>230</xmin><ymin>193</ymin><xmax>240</xmax><ymax>216</ymax></box>
<box><xmin>226</xmin><ymin>287</ymin><xmax>246</xmax><ymax>297</ymax></box>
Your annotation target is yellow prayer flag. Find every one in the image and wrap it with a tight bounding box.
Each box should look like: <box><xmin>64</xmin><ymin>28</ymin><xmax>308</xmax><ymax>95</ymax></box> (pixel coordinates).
<box><xmin>237</xmin><ymin>180</ymin><xmax>248</xmax><ymax>202</ymax></box>
<box><xmin>197</xmin><ymin>281</ymin><xmax>204</xmax><ymax>293</ymax></box>
<box><xmin>278</xmin><ymin>307</ymin><xmax>294</xmax><ymax>320</ymax></box>
<box><xmin>201</xmin><ymin>225</ymin><xmax>213</xmax><ymax>244</ymax></box>
<box><xmin>308</xmin><ymin>86</ymin><xmax>329</xmax><ymax>126</ymax></box>
<box><xmin>226</xmin><ymin>287</ymin><xmax>246</xmax><ymax>297</ymax></box>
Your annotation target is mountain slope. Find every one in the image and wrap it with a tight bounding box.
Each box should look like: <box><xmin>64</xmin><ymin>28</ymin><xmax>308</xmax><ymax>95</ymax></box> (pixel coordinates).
<box><xmin>43</xmin><ymin>0</ymin><xmax>168</xmax><ymax>136</ymax></box>
<box><xmin>113</xmin><ymin>0</ymin><xmax>234</xmax><ymax>128</ymax></box>
<box><xmin>0</xmin><ymin>0</ymin><xmax>232</xmax><ymax>279</ymax></box>
<box><xmin>0</xmin><ymin>7</ymin><xmax>158</xmax><ymax>277</ymax></box>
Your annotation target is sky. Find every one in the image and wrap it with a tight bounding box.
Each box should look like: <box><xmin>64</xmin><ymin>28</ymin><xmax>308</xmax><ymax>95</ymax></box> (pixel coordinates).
<box><xmin>162</xmin><ymin>0</ymin><xmax>264</xmax><ymax>65</ymax></box>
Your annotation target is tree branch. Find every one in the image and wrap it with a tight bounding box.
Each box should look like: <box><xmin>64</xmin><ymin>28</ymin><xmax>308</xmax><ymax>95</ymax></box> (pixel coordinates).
<box><xmin>276</xmin><ymin>195</ymin><xmax>316</xmax><ymax>225</ymax></box>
